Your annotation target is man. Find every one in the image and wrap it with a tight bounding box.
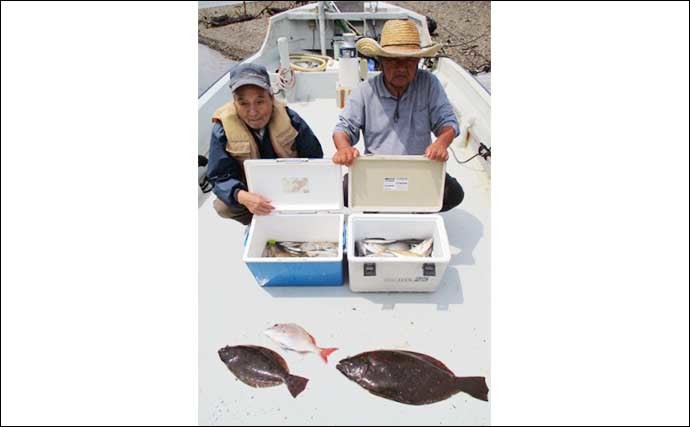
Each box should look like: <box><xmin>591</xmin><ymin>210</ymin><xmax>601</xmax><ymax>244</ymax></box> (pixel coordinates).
<box><xmin>206</xmin><ymin>63</ymin><xmax>324</xmax><ymax>225</ymax></box>
<box><xmin>332</xmin><ymin>20</ymin><xmax>464</xmax><ymax>211</ymax></box>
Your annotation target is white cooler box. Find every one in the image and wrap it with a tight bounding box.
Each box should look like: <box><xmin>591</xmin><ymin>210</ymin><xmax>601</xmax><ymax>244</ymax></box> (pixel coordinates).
<box><xmin>346</xmin><ymin>155</ymin><xmax>451</xmax><ymax>292</ymax></box>
<box><xmin>242</xmin><ymin>159</ymin><xmax>344</xmax><ymax>287</ymax></box>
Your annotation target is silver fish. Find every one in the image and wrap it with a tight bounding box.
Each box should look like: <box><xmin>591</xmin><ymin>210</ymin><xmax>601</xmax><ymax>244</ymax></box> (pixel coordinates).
<box><xmin>355</xmin><ymin>238</ymin><xmax>433</xmax><ymax>258</ymax></box>
<box><xmin>410</xmin><ymin>238</ymin><xmax>434</xmax><ymax>257</ymax></box>
<box><xmin>263</xmin><ymin>240</ymin><xmax>339</xmax><ymax>258</ymax></box>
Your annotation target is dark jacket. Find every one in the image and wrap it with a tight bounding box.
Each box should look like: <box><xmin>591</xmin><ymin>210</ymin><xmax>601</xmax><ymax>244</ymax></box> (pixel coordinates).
<box><xmin>206</xmin><ymin>106</ymin><xmax>324</xmax><ymax>206</ymax></box>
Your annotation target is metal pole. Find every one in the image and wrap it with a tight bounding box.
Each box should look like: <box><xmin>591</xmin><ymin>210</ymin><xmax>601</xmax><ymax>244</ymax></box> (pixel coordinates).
<box><xmin>318</xmin><ymin>1</ymin><xmax>327</xmax><ymax>56</ymax></box>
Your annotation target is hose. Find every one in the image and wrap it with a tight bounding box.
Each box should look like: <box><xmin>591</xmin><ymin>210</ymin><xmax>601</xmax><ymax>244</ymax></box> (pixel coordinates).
<box><xmin>289</xmin><ymin>53</ymin><xmax>331</xmax><ymax>72</ymax></box>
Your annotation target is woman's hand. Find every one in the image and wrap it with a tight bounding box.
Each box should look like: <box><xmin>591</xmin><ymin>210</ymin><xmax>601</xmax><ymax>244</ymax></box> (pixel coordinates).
<box><xmin>237</xmin><ymin>190</ymin><xmax>274</xmax><ymax>215</ymax></box>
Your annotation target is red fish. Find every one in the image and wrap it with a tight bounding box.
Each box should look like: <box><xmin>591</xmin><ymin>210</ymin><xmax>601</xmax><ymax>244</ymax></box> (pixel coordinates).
<box><xmin>264</xmin><ymin>323</ymin><xmax>338</xmax><ymax>363</ymax></box>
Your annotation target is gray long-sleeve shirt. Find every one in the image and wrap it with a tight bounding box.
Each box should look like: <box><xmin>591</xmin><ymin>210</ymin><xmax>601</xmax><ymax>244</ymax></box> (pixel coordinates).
<box><xmin>334</xmin><ymin>69</ymin><xmax>460</xmax><ymax>155</ymax></box>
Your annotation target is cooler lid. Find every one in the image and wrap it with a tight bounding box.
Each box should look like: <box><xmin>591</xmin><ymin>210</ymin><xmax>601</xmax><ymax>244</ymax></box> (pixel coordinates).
<box><xmin>244</xmin><ymin>159</ymin><xmax>343</xmax><ymax>213</ymax></box>
<box><xmin>348</xmin><ymin>155</ymin><xmax>446</xmax><ymax>212</ymax></box>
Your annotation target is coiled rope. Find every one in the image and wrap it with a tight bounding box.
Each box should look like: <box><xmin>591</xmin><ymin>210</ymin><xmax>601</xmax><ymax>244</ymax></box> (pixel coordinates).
<box><xmin>289</xmin><ymin>53</ymin><xmax>332</xmax><ymax>72</ymax></box>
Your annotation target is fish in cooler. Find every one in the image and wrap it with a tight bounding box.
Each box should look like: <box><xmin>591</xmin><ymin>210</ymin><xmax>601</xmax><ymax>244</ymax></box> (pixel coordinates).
<box><xmin>354</xmin><ymin>237</ymin><xmax>433</xmax><ymax>258</ymax></box>
<box><xmin>262</xmin><ymin>240</ymin><xmax>339</xmax><ymax>258</ymax></box>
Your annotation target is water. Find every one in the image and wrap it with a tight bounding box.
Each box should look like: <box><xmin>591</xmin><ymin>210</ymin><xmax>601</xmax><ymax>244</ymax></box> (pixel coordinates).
<box><xmin>198</xmin><ymin>43</ymin><xmax>237</xmax><ymax>97</ymax></box>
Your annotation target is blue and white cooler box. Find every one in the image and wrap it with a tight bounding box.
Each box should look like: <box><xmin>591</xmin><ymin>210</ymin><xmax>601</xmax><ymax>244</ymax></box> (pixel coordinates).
<box><xmin>242</xmin><ymin>159</ymin><xmax>344</xmax><ymax>286</ymax></box>
<box><xmin>346</xmin><ymin>155</ymin><xmax>452</xmax><ymax>292</ymax></box>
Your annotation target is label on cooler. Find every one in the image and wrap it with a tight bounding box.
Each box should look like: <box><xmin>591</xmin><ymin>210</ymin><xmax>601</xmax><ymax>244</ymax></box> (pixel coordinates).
<box><xmin>383</xmin><ymin>177</ymin><xmax>409</xmax><ymax>191</ymax></box>
<box><xmin>382</xmin><ymin>277</ymin><xmax>430</xmax><ymax>283</ymax></box>
<box><xmin>281</xmin><ymin>177</ymin><xmax>310</xmax><ymax>193</ymax></box>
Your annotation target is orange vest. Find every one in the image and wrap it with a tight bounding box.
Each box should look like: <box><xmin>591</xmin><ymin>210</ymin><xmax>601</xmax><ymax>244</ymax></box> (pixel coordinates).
<box><xmin>212</xmin><ymin>100</ymin><xmax>298</xmax><ymax>179</ymax></box>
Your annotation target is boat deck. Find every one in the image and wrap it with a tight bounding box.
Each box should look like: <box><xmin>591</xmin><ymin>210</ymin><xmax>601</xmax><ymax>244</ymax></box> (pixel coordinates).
<box><xmin>198</xmin><ymin>97</ymin><xmax>490</xmax><ymax>425</ymax></box>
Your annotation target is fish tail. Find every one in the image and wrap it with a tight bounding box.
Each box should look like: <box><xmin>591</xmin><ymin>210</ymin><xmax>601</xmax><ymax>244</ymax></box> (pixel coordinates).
<box><xmin>318</xmin><ymin>347</ymin><xmax>338</xmax><ymax>363</ymax></box>
<box><xmin>454</xmin><ymin>376</ymin><xmax>489</xmax><ymax>401</ymax></box>
<box><xmin>285</xmin><ymin>374</ymin><xmax>309</xmax><ymax>398</ymax></box>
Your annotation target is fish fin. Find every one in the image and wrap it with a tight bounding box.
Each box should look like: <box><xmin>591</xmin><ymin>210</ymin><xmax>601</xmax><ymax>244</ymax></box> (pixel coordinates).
<box><xmin>318</xmin><ymin>347</ymin><xmax>338</xmax><ymax>363</ymax></box>
<box><xmin>306</xmin><ymin>332</ymin><xmax>317</xmax><ymax>345</ymax></box>
<box><xmin>285</xmin><ymin>374</ymin><xmax>309</xmax><ymax>398</ymax></box>
<box><xmin>454</xmin><ymin>376</ymin><xmax>489</xmax><ymax>402</ymax></box>
<box><xmin>398</xmin><ymin>351</ymin><xmax>454</xmax><ymax>375</ymax></box>
<box><xmin>367</xmin><ymin>389</ymin><xmax>426</xmax><ymax>405</ymax></box>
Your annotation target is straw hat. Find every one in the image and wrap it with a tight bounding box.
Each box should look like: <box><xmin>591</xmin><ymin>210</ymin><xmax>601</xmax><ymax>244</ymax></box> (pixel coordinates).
<box><xmin>356</xmin><ymin>19</ymin><xmax>441</xmax><ymax>58</ymax></box>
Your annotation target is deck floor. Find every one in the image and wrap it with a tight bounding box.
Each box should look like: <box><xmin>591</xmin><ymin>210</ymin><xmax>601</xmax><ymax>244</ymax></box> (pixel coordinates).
<box><xmin>198</xmin><ymin>98</ymin><xmax>491</xmax><ymax>425</ymax></box>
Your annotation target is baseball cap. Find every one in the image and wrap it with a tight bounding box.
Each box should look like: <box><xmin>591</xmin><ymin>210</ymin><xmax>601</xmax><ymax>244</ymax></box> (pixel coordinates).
<box><xmin>229</xmin><ymin>63</ymin><xmax>272</xmax><ymax>93</ymax></box>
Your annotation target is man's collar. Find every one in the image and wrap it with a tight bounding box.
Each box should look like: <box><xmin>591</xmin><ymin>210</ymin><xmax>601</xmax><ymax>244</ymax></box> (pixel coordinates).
<box><xmin>251</xmin><ymin>127</ymin><xmax>266</xmax><ymax>139</ymax></box>
<box><xmin>376</xmin><ymin>74</ymin><xmax>397</xmax><ymax>99</ymax></box>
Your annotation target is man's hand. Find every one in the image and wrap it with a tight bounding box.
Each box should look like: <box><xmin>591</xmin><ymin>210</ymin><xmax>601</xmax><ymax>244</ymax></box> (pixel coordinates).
<box><xmin>332</xmin><ymin>131</ymin><xmax>360</xmax><ymax>166</ymax></box>
<box><xmin>425</xmin><ymin>126</ymin><xmax>456</xmax><ymax>162</ymax></box>
<box><xmin>425</xmin><ymin>141</ymin><xmax>449</xmax><ymax>162</ymax></box>
<box><xmin>237</xmin><ymin>190</ymin><xmax>274</xmax><ymax>215</ymax></box>
<box><xmin>332</xmin><ymin>146</ymin><xmax>360</xmax><ymax>166</ymax></box>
